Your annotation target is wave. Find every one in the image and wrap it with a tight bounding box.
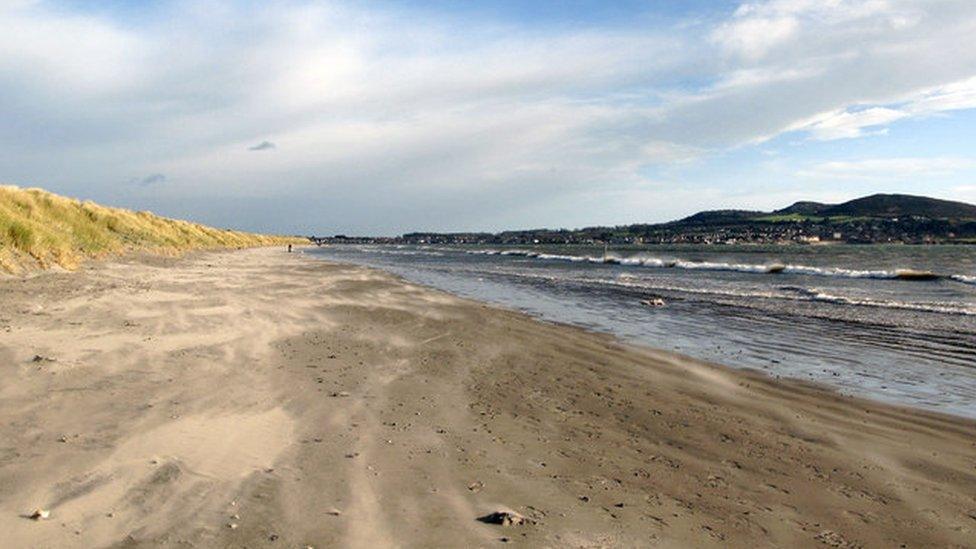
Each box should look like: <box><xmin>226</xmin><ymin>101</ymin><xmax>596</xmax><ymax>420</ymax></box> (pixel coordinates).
<box><xmin>574</xmin><ymin>275</ymin><xmax>976</xmax><ymax>317</ymax></box>
<box><xmin>465</xmin><ymin>249</ymin><xmax>947</xmax><ymax>281</ymax></box>
<box><xmin>785</xmin><ymin>287</ymin><xmax>976</xmax><ymax>316</ymax></box>
<box><xmin>465</xmin><ymin>267</ymin><xmax>976</xmax><ymax>317</ymax></box>
<box><xmin>358</xmin><ymin>247</ymin><xmax>445</xmax><ymax>257</ymax></box>
<box><xmin>952</xmin><ymin>274</ymin><xmax>976</xmax><ymax>286</ymax></box>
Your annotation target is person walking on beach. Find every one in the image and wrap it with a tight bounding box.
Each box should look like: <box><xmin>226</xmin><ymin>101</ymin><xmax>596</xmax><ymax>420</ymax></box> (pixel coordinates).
<box><xmin>287</xmin><ymin>244</ymin><xmax>292</xmax><ymax>253</ymax></box>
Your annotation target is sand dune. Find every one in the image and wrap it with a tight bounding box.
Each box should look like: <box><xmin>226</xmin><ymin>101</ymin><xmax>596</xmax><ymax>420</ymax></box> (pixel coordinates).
<box><xmin>0</xmin><ymin>185</ymin><xmax>303</xmax><ymax>274</ymax></box>
<box><xmin>1</xmin><ymin>248</ymin><xmax>974</xmax><ymax>547</ymax></box>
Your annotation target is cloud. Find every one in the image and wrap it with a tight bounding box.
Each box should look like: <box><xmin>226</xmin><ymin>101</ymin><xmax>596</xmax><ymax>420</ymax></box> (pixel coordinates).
<box><xmin>788</xmin><ymin>76</ymin><xmax>976</xmax><ymax>141</ymax></box>
<box><xmin>0</xmin><ymin>0</ymin><xmax>975</xmax><ymax>233</ymax></box>
<box><xmin>654</xmin><ymin>0</ymin><xmax>976</xmax><ymax>148</ymax></box>
<box><xmin>950</xmin><ymin>184</ymin><xmax>976</xmax><ymax>204</ymax></box>
<box><xmin>710</xmin><ymin>11</ymin><xmax>798</xmax><ymax>60</ymax></box>
<box><xmin>129</xmin><ymin>173</ymin><xmax>167</xmax><ymax>186</ymax></box>
<box><xmin>248</xmin><ymin>141</ymin><xmax>276</xmax><ymax>151</ymax></box>
<box><xmin>710</xmin><ymin>0</ymin><xmax>905</xmax><ymax>61</ymax></box>
<box><xmin>797</xmin><ymin>157</ymin><xmax>976</xmax><ymax>180</ymax></box>
<box><xmin>795</xmin><ymin>107</ymin><xmax>905</xmax><ymax>140</ymax></box>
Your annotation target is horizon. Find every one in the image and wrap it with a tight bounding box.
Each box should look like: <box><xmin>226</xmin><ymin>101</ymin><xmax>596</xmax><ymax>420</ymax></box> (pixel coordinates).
<box><xmin>330</xmin><ymin>192</ymin><xmax>976</xmax><ymax>237</ymax></box>
<box><xmin>11</xmin><ymin>185</ymin><xmax>974</xmax><ymax>238</ymax></box>
<box><xmin>3</xmin><ymin>1</ymin><xmax>976</xmax><ymax>235</ymax></box>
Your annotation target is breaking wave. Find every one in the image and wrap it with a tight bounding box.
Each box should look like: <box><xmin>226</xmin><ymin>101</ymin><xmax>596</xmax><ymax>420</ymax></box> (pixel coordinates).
<box><xmin>461</xmin><ymin>267</ymin><xmax>976</xmax><ymax>317</ymax></box>
<box><xmin>567</xmin><ymin>275</ymin><xmax>976</xmax><ymax>317</ymax></box>
<box><xmin>952</xmin><ymin>274</ymin><xmax>976</xmax><ymax>286</ymax></box>
<box><xmin>464</xmin><ymin>249</ymin><xmax>961</xmax><ymax>282</ymax></box>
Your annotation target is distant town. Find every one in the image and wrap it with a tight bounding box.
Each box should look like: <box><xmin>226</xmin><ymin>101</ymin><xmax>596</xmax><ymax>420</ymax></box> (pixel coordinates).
<box><xmin>311</xmin><ymin>194</ymin><xmax>976</xmax><ymax>246</ymax></box>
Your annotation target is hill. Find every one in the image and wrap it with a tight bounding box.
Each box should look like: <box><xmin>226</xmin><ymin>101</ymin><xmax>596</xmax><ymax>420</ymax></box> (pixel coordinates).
<box><xmin>673</xmin><ymin>194</ymin><xmax>976</xmax><ymax>227</ymax></box>
<box><xmin>672</xmin><ymin>209</ymin><xmax>764</xmax><ymax>225</ymax></box>
<box><xmin>773</xmin><ymin>201</ymin><xmax>828</xmax><ymax>216</ymax></box>
<box><xmin>818</xmin><ymin>194</ymin><xmax>976</xmax><ymax>219</ymax></box>
<box><xmin>365</xmin><ymin>193</ymin><xmax>976</xmax><ymax>246</ymax></box>
<box><xmin>0</xmin><ymin>186</ymin><xmax>305</xmax><ymax>273</ymax></box>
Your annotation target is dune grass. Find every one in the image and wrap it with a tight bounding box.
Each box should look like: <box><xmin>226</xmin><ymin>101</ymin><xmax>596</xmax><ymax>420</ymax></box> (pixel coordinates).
<box><xmin>0</xmin><ymin>185</ymin><xmax>306</xmax><ymax>273</ymax></box>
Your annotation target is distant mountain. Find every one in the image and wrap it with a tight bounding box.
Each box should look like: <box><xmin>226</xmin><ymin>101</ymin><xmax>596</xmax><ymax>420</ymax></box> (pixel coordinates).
<box><xmin>673</xmin><ymin>209</ymin><xmax>764</xmax><ymax>225</ymax></box>
<box><xmin>816</xmin><ymin>194</ymin><xmax>976</xmax><ymax>219</ymax></box>
<box><xmin>676</xmin><ymin>194</ymin><xmax>976</xmax><ymax>226</ymax></box>
<box><xmin>324</xmin><ymin>193</ymin><xmax>976</xmax><ymax>245</ymax></box>
<box><xmin>773</xmin><ymin>201</ymin><xmax>828</xmax><ymax>216</ymax></box>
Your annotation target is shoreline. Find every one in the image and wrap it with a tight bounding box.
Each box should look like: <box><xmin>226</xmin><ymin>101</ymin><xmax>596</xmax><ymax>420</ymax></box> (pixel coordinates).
<box><xmin>306</xmin><ymin>244</ymin><xmax>976</xmax><ymax>420</ymax></box>
<box><xmin>308</xmin><ymin>249</ymin><xmax>976</xmax><ymax>424</ymax></box>
<box><xmin>1</xmin><ymin>247</ymin><xmax>974</xmax><ymax>547</ymax></box>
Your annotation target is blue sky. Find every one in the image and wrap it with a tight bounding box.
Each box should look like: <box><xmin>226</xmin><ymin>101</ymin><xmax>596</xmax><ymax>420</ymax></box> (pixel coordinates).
<box><xmin>2</xmin><ymin>0</ymin><xmax>975</xmax><ymax>235</ymax></box>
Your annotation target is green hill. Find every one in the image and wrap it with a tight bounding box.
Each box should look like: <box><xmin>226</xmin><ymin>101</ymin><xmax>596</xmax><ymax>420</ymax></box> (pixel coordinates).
<box><xmin>818</xmin><ymin>194</ymin><xmax>976</xmax><ymax>219</ymax></box>
<box><xmin>385</xmin><ymin>193</ymin><xmax>976</xmax><ymax>245</ymax></box>
<box><xmin>684</xmin><ymin>194</ymin><xmax>976</xmax><ymax>226</ymax></box>
<box><xmin>0</xmin><ymin>185</ymin><xmax>305</xmax><ymax>273</ymax></box>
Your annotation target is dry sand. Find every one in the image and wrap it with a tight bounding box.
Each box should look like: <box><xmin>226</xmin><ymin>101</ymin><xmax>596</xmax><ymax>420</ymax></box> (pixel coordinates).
<box><xmin>0</xmin><ymin>248</ymin><xmax>974</xmax><ymax>548</ymax></box>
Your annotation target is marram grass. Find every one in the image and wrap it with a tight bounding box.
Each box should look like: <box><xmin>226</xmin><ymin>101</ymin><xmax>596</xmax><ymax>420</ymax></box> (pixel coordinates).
<box><xmin>0</xmin><ymin>185</ymin><xmax>306</xmax><ymax>274</ymax></box>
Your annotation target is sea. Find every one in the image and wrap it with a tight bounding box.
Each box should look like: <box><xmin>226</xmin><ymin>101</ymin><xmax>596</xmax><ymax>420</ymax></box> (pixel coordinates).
<box><xmin>308</xmin><ymin>243</ymin><xmax>976</xmax><ymax>419</ymax></box>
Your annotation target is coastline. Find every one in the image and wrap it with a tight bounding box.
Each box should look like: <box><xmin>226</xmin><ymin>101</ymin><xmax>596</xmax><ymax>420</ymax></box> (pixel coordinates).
<box><xmin>1</xmin><ymin>247</ymin><xmax>974</xmax><ymax>547</ymax></box>
<box><xmin>307</xmin><ymin>243</ymin><xmax>976</xmax><ymax>419</ymax></box>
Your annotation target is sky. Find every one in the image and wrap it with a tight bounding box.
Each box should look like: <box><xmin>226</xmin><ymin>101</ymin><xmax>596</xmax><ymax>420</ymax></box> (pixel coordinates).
<box><xmin>1</xmin><ymin>0</ymin><xmax>975</xmax><ymax>235</ymax></box>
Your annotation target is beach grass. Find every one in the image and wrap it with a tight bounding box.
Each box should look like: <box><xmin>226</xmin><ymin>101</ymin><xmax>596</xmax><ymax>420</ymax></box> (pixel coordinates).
<box><xmin>0</xmin><ymin>185</ymin><xmax>306</xmax><ymax>273</ymax></box>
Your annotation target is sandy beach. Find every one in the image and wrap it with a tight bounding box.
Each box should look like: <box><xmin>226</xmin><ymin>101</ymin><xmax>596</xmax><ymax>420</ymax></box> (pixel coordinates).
<box><xmin>1</xmin><ymin>247</ymin><xmax>974</xmax><ymax>548</ymax></box>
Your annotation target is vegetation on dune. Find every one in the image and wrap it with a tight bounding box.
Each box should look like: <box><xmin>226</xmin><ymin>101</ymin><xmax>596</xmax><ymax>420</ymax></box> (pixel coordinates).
<box><xmin>0</xmin><ymin>185</ymin><xmax>306</xmax><ymax>273</ymax></box>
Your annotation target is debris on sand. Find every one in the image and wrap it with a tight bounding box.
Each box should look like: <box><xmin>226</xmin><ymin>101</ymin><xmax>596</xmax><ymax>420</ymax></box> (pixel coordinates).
<box><xmin>814</xmin><ymin>530</ymin><xmax>856</xmax><ymax>547</ymax></box>
<box><xmin>29</xmin><ymin>508</ymin><xmax>50</xmax><ymax>520</ymax></box>
<box><xmin>477</xmin><ymin>510</ymin><xmax>532</xmax><ymax>527</ymax></box>
<box><xmin>467</xmin><ymin>480</ymin><xmax>484</xmax><ymax>492</ymax></box>
<box><xmin>330</xmin><ymin>391</ymin><xmax>350</xmax><ymax>397</ymax></box>
<box><xmin>31</xmin><ymin>355</ymin><xmax>56</xmax><ymax>363</ymax></box>
<box><xmin>227</xmin><ymin>522</ymin><xmax>238</xmax><ymax>530</ymax></box>
<box><xmin>327</xmin><ymin>508</ymin><xmax>342</xmax><ymax>516</ymax></box>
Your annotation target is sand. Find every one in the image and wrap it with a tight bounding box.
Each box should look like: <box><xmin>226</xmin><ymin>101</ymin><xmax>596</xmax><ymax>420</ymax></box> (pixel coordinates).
<box><xmin>0</xmin><ymin>247</ymin><xmax>974</xmax><ymax>548</ymax></box>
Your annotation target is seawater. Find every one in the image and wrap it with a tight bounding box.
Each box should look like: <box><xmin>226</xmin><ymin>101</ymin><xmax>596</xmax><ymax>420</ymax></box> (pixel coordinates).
<box><xmin>308</xmin><ymin>243</ymin><xmax>976</xmax><ymax>419</ymax></box>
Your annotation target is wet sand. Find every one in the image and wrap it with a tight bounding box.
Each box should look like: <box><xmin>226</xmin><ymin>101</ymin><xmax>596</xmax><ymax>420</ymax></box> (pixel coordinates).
<box><xmin>0</xmin><ymin>248</ymin><xmax>974</xmax><ymax>548</ymax></box>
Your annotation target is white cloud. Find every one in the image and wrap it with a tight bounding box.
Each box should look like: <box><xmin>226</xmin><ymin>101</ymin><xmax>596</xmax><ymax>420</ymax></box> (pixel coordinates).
<box><xmin>0</xmin><ymin>5</ymin><xmax>140</xmax><ymax>95</ymax></box>
<box><xmin>795</xmin><ymin>107</ymin><xmax>905</xmax><ymax>140</ymax></box>
<box><xmin>950</xmin><ymin>185</ymin><xmax>976</xmax><ymax>204</ymax></box>
<box><xmin>907</xmin><ymin>76</ymin><xmax>976</xmax><ymax>114</ymax></box>
<box><xmin>710</xmin><ymin>13</ymin><xmax>799</xmax><ymax>60</ymax></box>
<box><xmin>711</xmin><ymin>0</ymin><xmax>907</xmax><ymax>60</ymax></box>
<box><xmin>788</xmin><ymin>76</ymin><xmax>976</xmax><ymax>140</ymax></box>
<box><xmin>798</xmin><ymin>157</ymin><xmax>976</xmax><ymax>180</ymax></box>
<box><xmin>0</xmin><ymin>0</ymin><xmax>975</xmax><ymax>232</ymax></box>
<box><xmin>695</xmin><ymin>0</ymin><xmax>976</xmax><ymax>145</ymax></box>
